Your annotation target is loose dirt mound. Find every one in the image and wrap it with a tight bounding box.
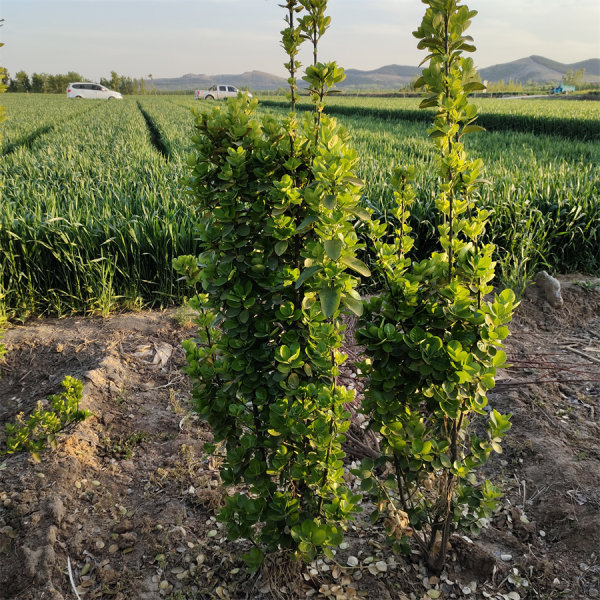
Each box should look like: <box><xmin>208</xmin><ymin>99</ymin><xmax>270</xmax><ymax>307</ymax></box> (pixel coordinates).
<box><xmin>1</xmin><ymin>280</ymin><xmax>599</xmax><ymax>600</ymax></box>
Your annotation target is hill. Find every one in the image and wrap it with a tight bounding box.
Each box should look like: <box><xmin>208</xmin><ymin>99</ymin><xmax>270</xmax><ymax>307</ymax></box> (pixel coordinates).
<box><xmin>340</xmin><ymin>64</ymin><xmax>421</xmax><ymax>90</ymax></box>
<box><xmin>150</xmin><ymin>70</ymin><xmax>287</xmax><ymax>91</ymax></box>
<box><xmin>479</xmin><ymin>56</ymin><xmax>600</xmax><ymax>84</ymax></box>
<box><xmin>149</xmin><ymin>56</ymin><xmax>599</xmax><ymax>91</ymax></box>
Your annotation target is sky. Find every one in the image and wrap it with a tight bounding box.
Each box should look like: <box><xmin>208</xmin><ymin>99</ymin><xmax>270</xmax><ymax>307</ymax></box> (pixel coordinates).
<box><xmin>1</xmin><ymin>0</ymin><xmax>599</xmax><ymax>81</ymax></box>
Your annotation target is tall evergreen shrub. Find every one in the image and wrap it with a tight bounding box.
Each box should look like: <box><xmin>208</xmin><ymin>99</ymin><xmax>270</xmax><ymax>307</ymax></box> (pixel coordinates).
<box><xmin>175</xmin><ymin>0</ymin><xmax>369</xmax><ymax>569</ymax></box>
<box><xmin>356</xmin><ymin>0</ymin><xmax>516</xmax><ymax>572</ymax></box>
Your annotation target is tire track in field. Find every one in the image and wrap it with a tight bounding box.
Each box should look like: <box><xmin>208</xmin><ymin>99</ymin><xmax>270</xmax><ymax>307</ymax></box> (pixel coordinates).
<box><xmin>136</xmin><ymin>101</ymin><xmax>171</xmax><ymax>160</ymax></box>
<box><xmin>1</xmin><ymin>125</ymin><xmax>55</xmax><ymax>156</ymax></box>
<box><xmin>1</xmin><ymin>104</ymin><xmax>104</xmax><ymax>157</ymax></box>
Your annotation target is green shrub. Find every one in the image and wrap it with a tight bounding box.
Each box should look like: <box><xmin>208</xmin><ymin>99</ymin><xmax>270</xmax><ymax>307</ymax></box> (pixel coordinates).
<box><xmin>176</xmin><ymin>0</ymin><xmax>369</xmax><ymax>570</ymax></box>
<box><xmin>356</xmin><ymin>0</ymin><xmax>516</xmax><ymax>573</ymax></box>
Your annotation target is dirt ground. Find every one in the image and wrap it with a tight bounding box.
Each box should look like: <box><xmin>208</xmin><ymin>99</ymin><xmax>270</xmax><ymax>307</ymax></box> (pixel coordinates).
<box><xmin>1</xmin><ymin>277</ymin><xmax>599</xmax><ymax>600</ymax></box>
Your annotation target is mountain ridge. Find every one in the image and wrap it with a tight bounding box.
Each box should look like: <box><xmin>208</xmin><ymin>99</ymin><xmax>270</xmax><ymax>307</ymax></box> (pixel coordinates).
<box><xmin>149</xmin><ymin>56</ymin><xmax>600</xmax><ymax>91</ymax></box>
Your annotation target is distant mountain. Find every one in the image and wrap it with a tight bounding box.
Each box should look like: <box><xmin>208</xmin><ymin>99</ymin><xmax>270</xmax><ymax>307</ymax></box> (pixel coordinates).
<box><xmin>479</xmin><ymin>56</ymin><xmax>600</xmax><ymax>84</ymax></box>
<box><xmin>340</xmin><ymin>64</ymin><xmax>421</xmax><ymax>90</ymax></box>
<box><xmin>148</xmin><ymin>57</ymin><xmax>599</xmax><ymax>91</ymax></box>
<box><xmin>150</xmin><ymin>70</ymin><xmax>287</xmax><ymax>91</ymax></box>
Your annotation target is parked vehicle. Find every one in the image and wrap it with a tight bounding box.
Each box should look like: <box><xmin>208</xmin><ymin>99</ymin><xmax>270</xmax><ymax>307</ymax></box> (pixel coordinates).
<box><xmin>550</xmin><ymin>84</ymin><xmax>576</xmax><ymax>95</ymax></box>
<box><xmin>194</xmin><ymin>84</ymin><xmax>251</xmax><ymax>100</ymax></box>
<box><xmin>67</xmin><ymin>83</ymin><xmax>123</xmax><ymax>100</ymax></box>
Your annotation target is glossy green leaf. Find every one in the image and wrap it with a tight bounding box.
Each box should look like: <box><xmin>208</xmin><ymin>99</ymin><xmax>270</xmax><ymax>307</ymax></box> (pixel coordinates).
<box><xmin>324</xmin><ymin>238</ymin><xmax>343</xmax><ymax>261</ymax></box>
<box><xmin>319</xmin><ymin>286</ymin><xmax>341</xmax><ymax>318</ymax></box>
<box><xmin>340</xmin><ymin>256</ymin><xmax>371</xmax><ymax>277</ymax></box>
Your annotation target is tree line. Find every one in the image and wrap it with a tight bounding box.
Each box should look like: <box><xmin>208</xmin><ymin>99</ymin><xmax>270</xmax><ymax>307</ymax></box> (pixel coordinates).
<box><xmin>0</xmin><ymin>70</ymin><xmax>157</xmax><ymax>95</ymax></box>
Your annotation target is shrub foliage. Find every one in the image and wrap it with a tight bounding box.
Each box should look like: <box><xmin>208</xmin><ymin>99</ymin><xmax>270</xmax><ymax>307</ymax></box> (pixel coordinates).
<box><xmin>176</xmin><ymin>0</ymin><xmax>370</xmax><ymax>569</ymax></box>
<box><xmin>356</xmin><ymin>0</ymin><xmax>516</xmax><ymax>572</ymax></box>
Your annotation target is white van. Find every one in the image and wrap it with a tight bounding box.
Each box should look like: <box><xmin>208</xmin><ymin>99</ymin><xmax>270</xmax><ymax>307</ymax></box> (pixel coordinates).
<box><xmin>67</xmin><ymin>83</ymin><xmax>123</xmax><ymax>100</ymax></box>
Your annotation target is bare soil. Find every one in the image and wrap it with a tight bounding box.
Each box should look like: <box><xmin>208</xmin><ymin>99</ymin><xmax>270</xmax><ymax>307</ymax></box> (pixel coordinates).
<box><xmin>1</xmin><ymin>278</ymin><xmax>599</xmax><ymax>600</ymax></box>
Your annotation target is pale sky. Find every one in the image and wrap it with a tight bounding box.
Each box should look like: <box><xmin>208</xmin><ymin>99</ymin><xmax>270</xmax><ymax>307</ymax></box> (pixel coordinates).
<box><xmin>1</xmin><ymin>0</ymin><xmax>599</xmax><ymax>81</ymax></box>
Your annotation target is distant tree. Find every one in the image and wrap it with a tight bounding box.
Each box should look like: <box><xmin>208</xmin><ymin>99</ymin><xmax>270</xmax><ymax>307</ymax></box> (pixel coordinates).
<box><xmin>14</xmin><ymin>70</ymin><xmax>31</xmax><ymax>92</ymax></box>
<box><xmin>109</xmin><ymin>70</ymin><xmax>120</xmax><ymax>91</ymax></box>
<box><xmin>120</xmin><ymin>76</ymin><xmax>134</xmax><ymax>95</ymax></box>
<box><xmin>486</xmin><ymin>78</ymin><xmax>523</xmax><ymax>93</ymax></box>
<box><xmin>66</xmin><ymin>71</ymin><xmax>84</xmax><ymax>83</ymax></box>
<box><xmin>45</xmin><ymin>74</ymin><xmax>71</xmax><ymax>94</ymax></box>
<box><xmin>31</xmin><ymin>73</ymin><xmax>45</xmax><ymax>93</ymax></box>
<box><xmin>133</xmin><ymin>78</ymin><xmax>139</xmax><ymax>94</ymax></box>
<box><xmin>563</xmin><ymin>68</ymin><xmax>585</xmax><ymax>88</ymax></box>
<box><xmin>139</xmin><ymin>78</ymin><xmax>147</xmax><ymax>95</ymax></box>
<box><xmin>0</xmin><ymin>66</ymin><xmax>8</xmax><ymax>87</ymax></box>
<box><xmin>147</xmin><ymin>74</ymin><xmax>156</xmax><ymax>94</ymax></box>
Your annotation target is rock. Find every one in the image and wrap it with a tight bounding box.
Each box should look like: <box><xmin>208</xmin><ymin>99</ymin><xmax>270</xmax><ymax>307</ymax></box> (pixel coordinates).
<box><xmin>84</xmin><ymin>369</ymin><xmax>106</xmax><ymax>388</ymax></box>
<box><xmin>534</xmin><ymin>271</ymin><xmax>563</xmax><ymax>308</ymax></box>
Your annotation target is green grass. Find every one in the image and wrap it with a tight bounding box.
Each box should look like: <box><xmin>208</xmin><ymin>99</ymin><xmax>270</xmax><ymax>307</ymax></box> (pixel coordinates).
<box><xmin>0</xmin><ymin>93</ymin><xmax>598</xmax><ymax>318</ymax></box>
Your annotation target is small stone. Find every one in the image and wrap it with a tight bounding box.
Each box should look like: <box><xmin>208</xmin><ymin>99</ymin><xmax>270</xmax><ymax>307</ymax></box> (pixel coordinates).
<box><xmin>501</xmin><ymin>554</ymin><xmax>513</xmax><ymax>561</ymax></box>
<box><xmin>347</xmin><ymin>556</ymin><xmax>359</xmax><ymax>567</ymax></box>
<box><xmin>159</xmin><ymin>580</ymin><xmax>169</xmax><ymax>590</ymax></box>
<box><xmin>427</xmin><ymin>591</ymin><xmax>441</xmax><ymax>599</ymax></box>
<box><xmin>375</xmin><ymin>561</ymin><xmax>387</xmax><ymax>573</ymax></box>
<box><xmin>539</xmin><ymin>530</ymin><xmax>546</xmax><ymax>537</ymax></box>
<box><xmin>108</xmin><ymin>544</ymin><xmax>119</xmax><ymax>554</ymax></box>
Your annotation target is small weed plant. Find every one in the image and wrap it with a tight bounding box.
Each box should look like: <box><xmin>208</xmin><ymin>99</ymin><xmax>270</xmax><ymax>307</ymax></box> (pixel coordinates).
<box><xmin>2</xmin><ymin>376</ymin><xmax>89</xmax><ymax>462</ymax></box>
<box><xmin>356</xmin><ymin>0</ymin><xmax>516</xmax><ymax>572</ymax></box>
